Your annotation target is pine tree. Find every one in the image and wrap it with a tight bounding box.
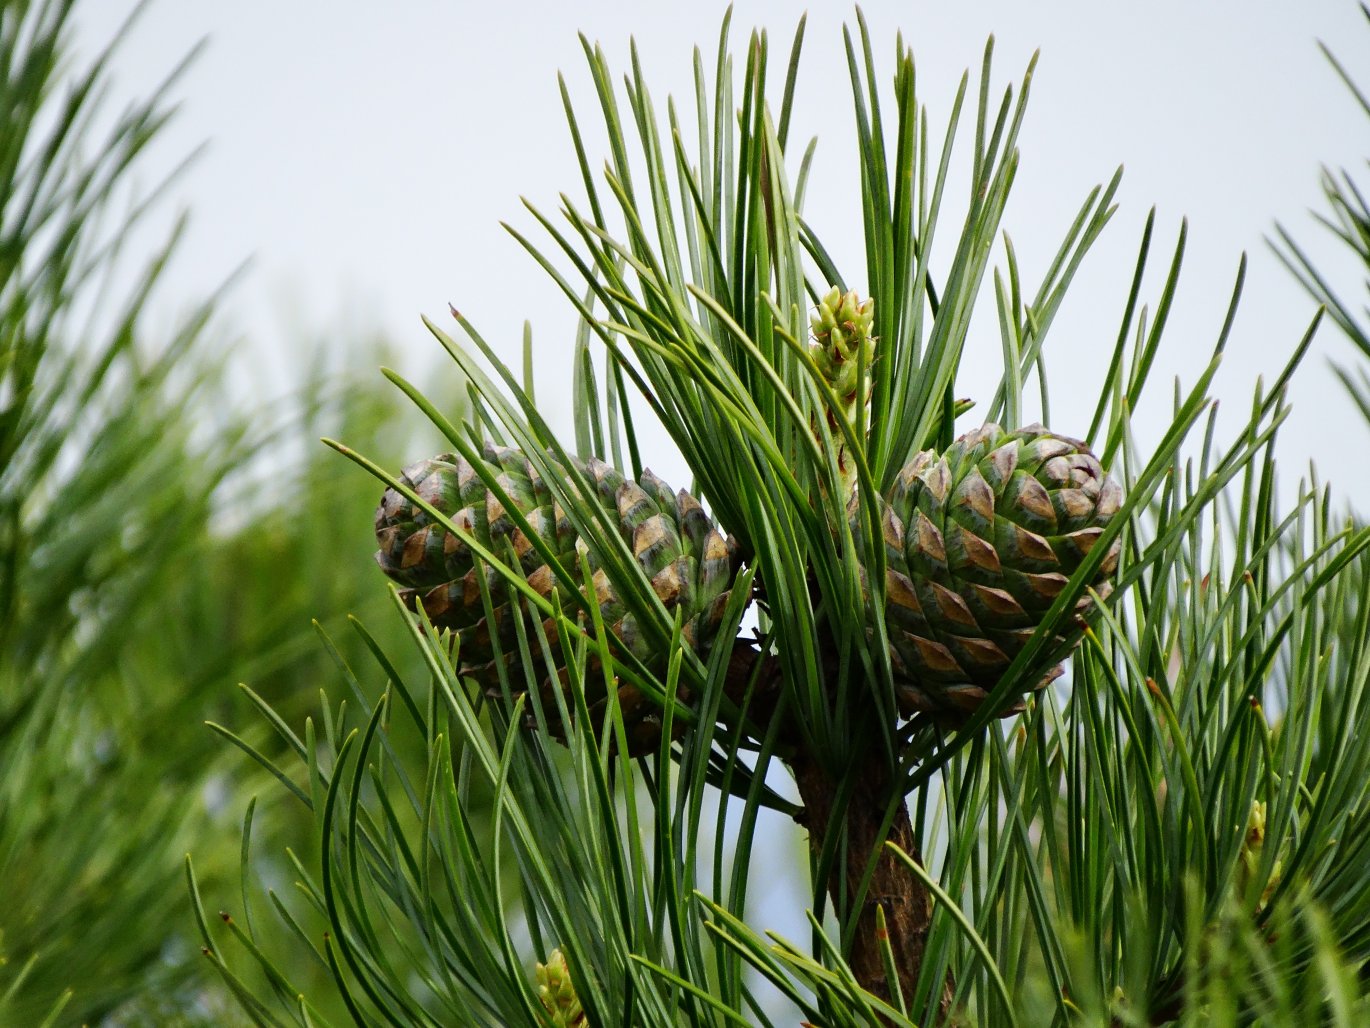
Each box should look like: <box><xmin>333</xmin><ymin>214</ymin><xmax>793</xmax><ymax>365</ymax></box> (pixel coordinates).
<box><xmin>194</xmin><ymin>11</ymin><xmax>1370</xmax><ymax>1025</ymax></box>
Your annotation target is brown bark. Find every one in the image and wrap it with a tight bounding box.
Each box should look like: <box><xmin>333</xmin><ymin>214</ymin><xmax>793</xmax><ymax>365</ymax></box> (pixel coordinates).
<box><xmin>791</xmin><ymin>752</ymin><xmax>954</xmax><ymax>1023</ymax></box>
<box><xmin>721</xmin><ymin>641</ymin><xmax>954</xmax><ymax>1018</ymax></box>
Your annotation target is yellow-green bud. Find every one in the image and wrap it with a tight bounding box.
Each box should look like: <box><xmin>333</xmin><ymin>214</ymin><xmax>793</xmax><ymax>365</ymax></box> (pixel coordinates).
<box><xmin>536</xmin><ymin>949</ymin><xmax>586</xmax><ymax>1027</ymax></box>
<box><xmin>810</xmin><ymin>287</ymin><xmax>876</xmax><ymax>496</ymax></box>
<box><xmin>1237</xmin><ymin>800</ymin><xmax>1282</xmax><ymax>910</ymax></box>
<box><xmin>811</xmin><ymin>286</ymin><xmax>875</xmax><ymax>358</ymax></box>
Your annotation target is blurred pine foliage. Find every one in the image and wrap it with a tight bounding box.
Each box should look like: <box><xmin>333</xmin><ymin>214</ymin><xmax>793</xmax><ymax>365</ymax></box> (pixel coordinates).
<box><xmin>0</xmin><ymin>2</ymin><xmax>441</xmax><ymax>1022</ymax></box>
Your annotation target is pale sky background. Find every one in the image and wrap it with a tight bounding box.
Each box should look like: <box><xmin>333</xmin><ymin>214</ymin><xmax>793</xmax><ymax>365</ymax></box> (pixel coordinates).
<box><xmin>73</xmin><ymin>0</ymin><xmax>1370</xmax><ymax>1018</ymax></box>
<box><xmin>77</xmin><ymin>1</ymin><xmax>1370</xmax><ymax>509</ymax></box>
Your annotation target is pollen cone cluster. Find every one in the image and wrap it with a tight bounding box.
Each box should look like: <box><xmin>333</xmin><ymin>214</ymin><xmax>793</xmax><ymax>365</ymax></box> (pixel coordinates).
<box><xmin>535</xmin><ymin>950</ymin><xmax>586</xmax><ymax>1028</ymax></box>
<box><xmin>860</xmin><ymin>423</ymin><xmax>1122</xmax><ymax>721</ymax></box>
<box><xmin>374</xmin><ymin>444</ymin><xmax>734</xmax><ymax>755</ymax></box>
<box><xmin>810</xmin><ymin>286</ymin><xmax>876</xmax><ymax>495</ymax></box>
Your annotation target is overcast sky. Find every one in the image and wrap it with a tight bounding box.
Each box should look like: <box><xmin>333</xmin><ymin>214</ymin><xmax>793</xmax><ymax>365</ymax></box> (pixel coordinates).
<box><xmin>74</xmin><ymin>1</ymin><xmax>1370</xmax><ymax>511</ymax></box>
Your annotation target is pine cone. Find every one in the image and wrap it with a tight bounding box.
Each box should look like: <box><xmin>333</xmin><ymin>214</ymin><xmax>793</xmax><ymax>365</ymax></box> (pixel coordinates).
<box><xmin>375</xmin><ymin>444</ymin><xmax>734</xmax><ymax>755</ymax></box>
<box><xmin>861</xmin><ymin>423</ymin><xmax>1122</xmax><ymax>721</ymax></box>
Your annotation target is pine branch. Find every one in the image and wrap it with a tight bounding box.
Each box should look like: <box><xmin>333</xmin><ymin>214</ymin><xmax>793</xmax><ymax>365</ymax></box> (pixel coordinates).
<box><xmin>792</xmin><ymin>751</ymin><xmax>953</xmax><ymax>1022</ymax></box>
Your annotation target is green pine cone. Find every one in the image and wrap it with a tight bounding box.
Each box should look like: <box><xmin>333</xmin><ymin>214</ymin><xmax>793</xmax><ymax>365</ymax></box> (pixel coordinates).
<box><xmin>860</xmin><ymin>423</ymin><xmax>1122</xmax><ymax>721</ymax></box>
<box><xmin>374</xmin><ymin>444</ymin><xmax>734</xmax><ymax>755</ymax></box>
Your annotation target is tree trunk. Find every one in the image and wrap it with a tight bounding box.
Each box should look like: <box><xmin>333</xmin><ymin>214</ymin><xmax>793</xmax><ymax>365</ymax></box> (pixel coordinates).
<box><xmin>791</xmin><ymin>752</ymin><xmax>954</xmax><ymax>1022</ymax></box>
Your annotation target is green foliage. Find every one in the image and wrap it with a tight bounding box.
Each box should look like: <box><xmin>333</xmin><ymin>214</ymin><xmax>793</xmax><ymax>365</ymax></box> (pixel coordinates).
<box><xmin>1273</xmin><ymin>3</ymin><xmax>1370</xmax><ymax>423</ymax></box>
<box><xmin>0</xmin><ymin>1</ymin><xmax>443</xmax><ymax>1021</ymax></box>
<box><xmin>193</xmin><ymin>9</ymin><xmax>1370</xmax><ymax>1028</ymax></box>
<box><xmin>0</xmin><ymin>1</ymin><xmax>242</xmax><ymax>1020</ymax></box>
